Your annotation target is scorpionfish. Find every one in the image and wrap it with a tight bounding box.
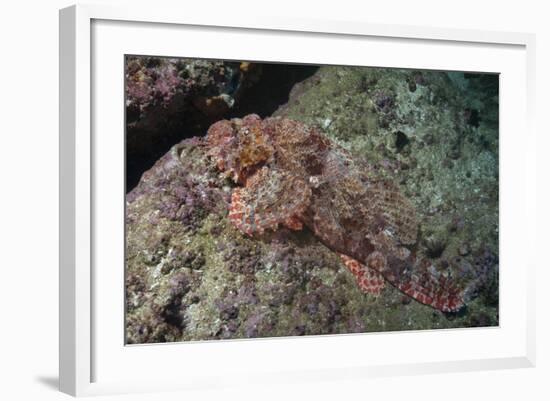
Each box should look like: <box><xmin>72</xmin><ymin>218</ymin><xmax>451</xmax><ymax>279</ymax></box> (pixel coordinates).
<box><xmin>206</xmin><ymin>114</ymin><xmax>466</xmax><ymax>312</ymax></box>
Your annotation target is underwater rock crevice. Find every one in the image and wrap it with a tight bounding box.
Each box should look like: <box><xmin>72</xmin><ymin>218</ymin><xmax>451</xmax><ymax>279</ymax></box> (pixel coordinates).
<box><xmin>126</xmin><ymin>60</ymin><xmax>319</xmax><ymax>192</ymax></box>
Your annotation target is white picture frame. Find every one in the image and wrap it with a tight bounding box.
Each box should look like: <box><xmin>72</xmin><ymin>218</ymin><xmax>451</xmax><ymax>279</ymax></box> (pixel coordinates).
<box><xmin>59</xmin><ymin>3</ymin><xmax>536</xmax><ymax>397</ymax></box>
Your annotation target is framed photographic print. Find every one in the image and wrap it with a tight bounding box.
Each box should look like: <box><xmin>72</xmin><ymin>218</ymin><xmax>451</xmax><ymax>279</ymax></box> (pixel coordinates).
<box><xmin>59</xmin><ymin>4</ymin><xmax>536</xmax><ymax>396</ymax></box>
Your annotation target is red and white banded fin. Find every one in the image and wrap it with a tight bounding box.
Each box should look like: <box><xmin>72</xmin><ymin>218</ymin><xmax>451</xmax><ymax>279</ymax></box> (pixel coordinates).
<box><xmin>362</xmin><ymin>248</ymin><xmax>466</xmax><ymax>313</ymax></box>
<box><xmin>228</xmin><ymin>167</ymin><xmax>311</xmax><ymax>237</ymax></box>
<box><xmin>395</xmin><ymin>273</ymin><xmax>464</xmax><ymax>313</ymax></box>
<box><xmin>339</xmin><ymin>253</ymin><xmax>385</xmax><ymax>296</ymax></box>
<box><xmin>228</xmin><ymin>188</ymin><xmax>258</xmax><ymax>236</ymax></box>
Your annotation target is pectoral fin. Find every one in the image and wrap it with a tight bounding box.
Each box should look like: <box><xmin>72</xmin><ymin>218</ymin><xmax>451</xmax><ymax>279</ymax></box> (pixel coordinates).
<box><xmin>339</xmin><ymin>253</ymin><xmax>385</xmax><ymax>296</ymax></box>
<box><xmin>228</xmin><ymin>167</ymin><xmax>311</xmax><ymax>236</ymax></box>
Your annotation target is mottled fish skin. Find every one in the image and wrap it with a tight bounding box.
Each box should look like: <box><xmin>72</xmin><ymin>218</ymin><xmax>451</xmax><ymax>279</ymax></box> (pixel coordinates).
<box><xmin>206</xmin><ymin>114</ymin><xmax>465</xmax><ymax>312</ymax></box>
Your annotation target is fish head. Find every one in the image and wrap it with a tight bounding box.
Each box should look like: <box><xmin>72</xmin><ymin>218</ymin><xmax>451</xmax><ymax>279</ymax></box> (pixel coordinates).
<box><xmin>206</xmin><ymin>114</ymin><xmax>274</xmax><ymax>184</ymax></box>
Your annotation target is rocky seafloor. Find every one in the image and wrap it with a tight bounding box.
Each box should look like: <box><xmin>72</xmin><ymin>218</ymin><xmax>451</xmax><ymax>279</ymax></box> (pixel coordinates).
<box><xmin>125</xmin><ymin>60</ymin><xmax>499</xmax><ymax>344</ymax></box>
